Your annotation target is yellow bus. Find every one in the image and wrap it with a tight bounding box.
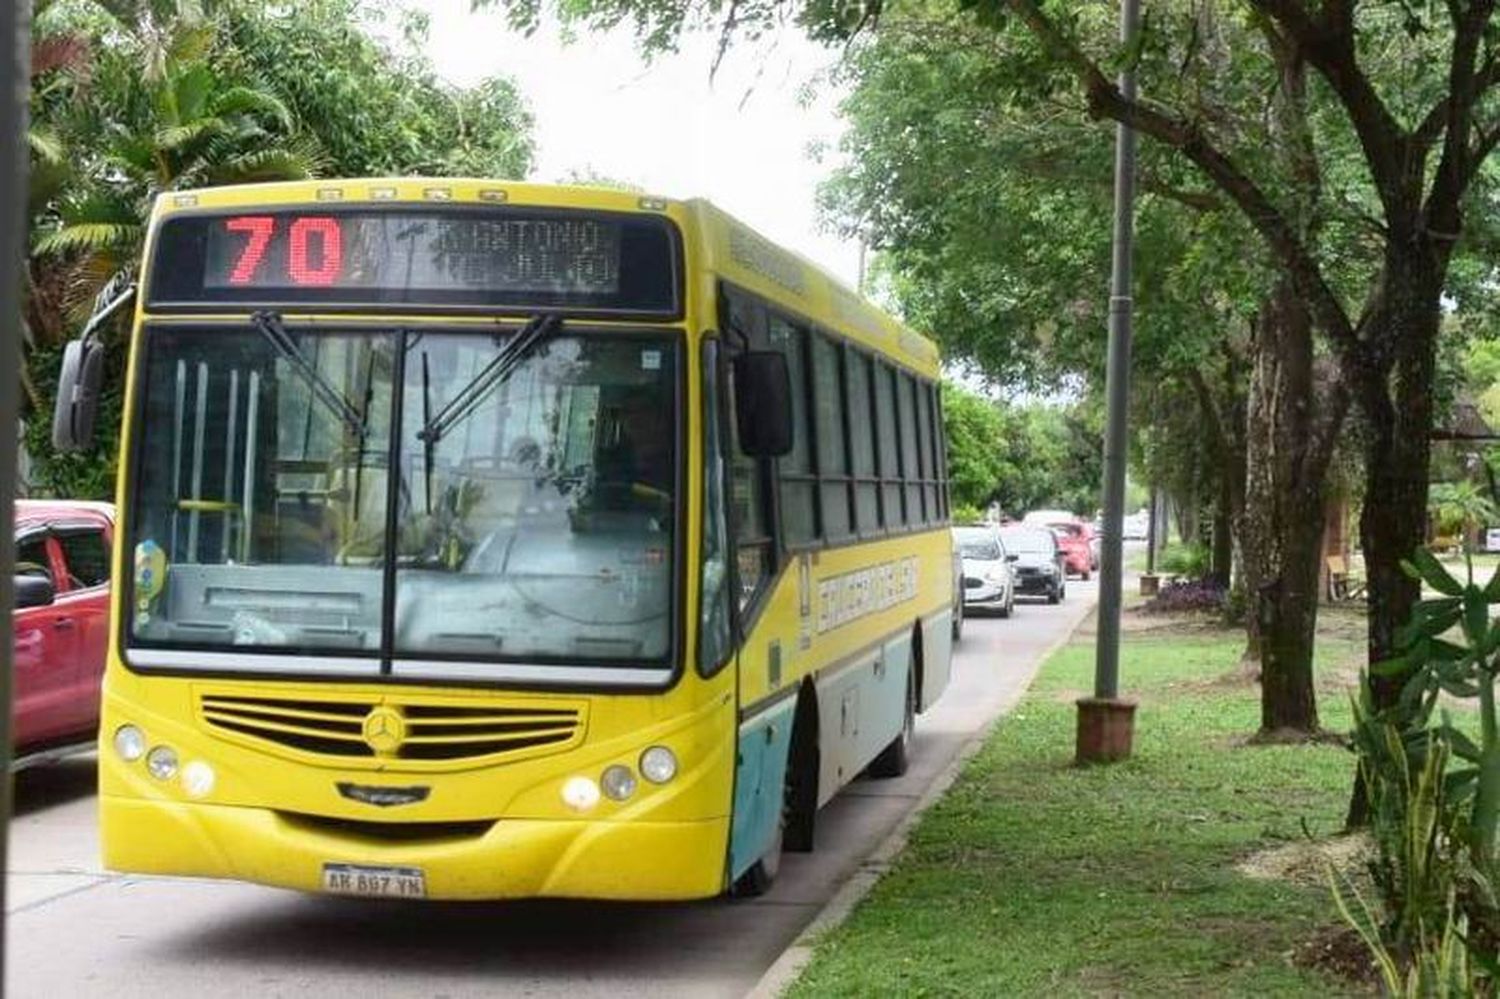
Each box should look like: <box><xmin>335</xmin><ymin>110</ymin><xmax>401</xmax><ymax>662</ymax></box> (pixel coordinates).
<box><xmin>53</xmin><ymin>179</ymin><xmax>956</xmax><ymax>900</ymax></box>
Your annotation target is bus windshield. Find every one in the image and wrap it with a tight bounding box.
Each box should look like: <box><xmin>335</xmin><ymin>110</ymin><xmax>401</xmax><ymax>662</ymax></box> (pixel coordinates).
<box><xmin>126</xmin><ymin>323</ymin><xmax>678</xmax><ymax>674</ymax></box>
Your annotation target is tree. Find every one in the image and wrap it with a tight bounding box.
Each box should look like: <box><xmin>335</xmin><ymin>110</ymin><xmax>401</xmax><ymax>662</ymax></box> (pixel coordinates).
<box><xmin>484</xmin><ymin>0</ymin><xmax>1500</xmax><ymax>751</ymax></box>
<box><xmin>942</xmin><ymin>383</ymin><xmax>1009</xmax><ymax>509</ymax></box>
<box><xmin>816</xmin><ymin>3</ymin><xmax>1344</xmax><ymax>735</ymax></box>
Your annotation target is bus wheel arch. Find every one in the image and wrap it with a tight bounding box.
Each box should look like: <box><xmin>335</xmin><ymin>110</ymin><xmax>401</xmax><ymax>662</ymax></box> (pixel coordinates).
<box><xmin>783</xmin><ymin>681</ymin><xmax>819</xmax><ymax>853</ymax></box>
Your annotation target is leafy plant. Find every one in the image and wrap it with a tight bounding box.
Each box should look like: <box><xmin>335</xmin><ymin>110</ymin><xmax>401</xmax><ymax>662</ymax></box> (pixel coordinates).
<box><xmin>1159</xmin><ymin>541</ymin><xmax>1210</xmax><ymax>580</ymax></box>
<box><xmin>1342</xmin><ymin>547</ymin><xmax>1500</xmax><ymax>986</ymax></box>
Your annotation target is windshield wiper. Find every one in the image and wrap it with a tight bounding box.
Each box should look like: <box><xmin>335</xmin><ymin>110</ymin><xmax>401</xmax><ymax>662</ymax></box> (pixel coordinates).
<box><xmin>416</xmin><ymin>313</ymin><xmax>563</xmax><ymax>447</ymax></box>
<box><xmin>251</xmin><ymin>311</ymin><xmax>369</xmax><ymax>441</ymax></box>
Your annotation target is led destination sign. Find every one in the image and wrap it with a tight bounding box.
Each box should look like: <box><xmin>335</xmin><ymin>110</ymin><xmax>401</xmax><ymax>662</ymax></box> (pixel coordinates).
<box><xmin>148</xmin><ymin>207</ymin><xmax>680</xmax><ymax>314</ymax></box>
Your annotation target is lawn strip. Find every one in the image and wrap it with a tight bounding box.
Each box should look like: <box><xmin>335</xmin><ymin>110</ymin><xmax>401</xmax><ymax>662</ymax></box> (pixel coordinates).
<box><xmin>787</xmin><ymin>627</ymin><xmax>1366</xmax><ymax>998</ymax></box>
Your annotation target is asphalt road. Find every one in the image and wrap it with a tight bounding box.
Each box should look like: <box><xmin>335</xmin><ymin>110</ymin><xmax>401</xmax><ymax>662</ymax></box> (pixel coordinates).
<box><xmin>6</xmin><ymin>580</ymin><xmax>1097</xmax><ymax>998</ymax></box>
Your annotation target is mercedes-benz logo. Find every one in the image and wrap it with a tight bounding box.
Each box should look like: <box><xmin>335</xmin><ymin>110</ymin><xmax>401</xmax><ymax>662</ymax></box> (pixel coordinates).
<box><xmin>362</xmin><ymin>706</ymin><xmax>407</xmax><ymax>755</ymax></box>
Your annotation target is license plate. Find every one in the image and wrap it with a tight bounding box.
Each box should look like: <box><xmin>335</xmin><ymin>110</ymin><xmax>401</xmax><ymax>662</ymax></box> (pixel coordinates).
<box><xmin>321</xmin><ymin>863</ymin><xmax>426</xmax><ymax>899</ymax></box>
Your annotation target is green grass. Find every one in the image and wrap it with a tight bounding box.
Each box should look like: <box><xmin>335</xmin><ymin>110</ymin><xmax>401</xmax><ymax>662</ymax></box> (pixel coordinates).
<box><xmin>788</xmin><ymin>626</ymin><xmax>1369</xmax><ymax>998</ymax></box>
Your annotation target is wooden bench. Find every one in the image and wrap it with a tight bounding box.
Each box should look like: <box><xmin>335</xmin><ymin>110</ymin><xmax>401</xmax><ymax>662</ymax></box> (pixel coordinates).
<box><xmin>1326</xmin><ymin>555</ymin><xmax>1366</xmax><ymax>601</ymax></box>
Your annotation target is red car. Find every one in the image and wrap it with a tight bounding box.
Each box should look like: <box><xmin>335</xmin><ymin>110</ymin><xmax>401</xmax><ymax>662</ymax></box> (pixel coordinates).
<box><xmin>1048</xmin><ymin>522</ymin><xmax>1093</xmax><ymax>580</ymax></box>
<box><xmin>12</xmin><ymin>500</ymin><xmax>114</xmax><ymax>764</ymax></box>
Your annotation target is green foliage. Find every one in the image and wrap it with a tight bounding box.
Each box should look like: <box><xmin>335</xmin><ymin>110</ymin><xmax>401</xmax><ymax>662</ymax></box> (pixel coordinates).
<box><xmin>221</xmin><ymin>1</ymin><xmax>533</xmax><ymax>179</ymax></box>
<box><xmin>949</xmin><ymin>502</ymin><xmax>984</xmax><ymax>526</ymax></box>
<box><xmin>1159</xmin><ymin>542</ymin><xmax>1210</xmax><ymax>580</ymax></box>
<box><xmin>1347</xmin><ymin>551</ymin><xmax>1500</xmax><ymax>985</ymax></box>
<box><xmin>941</xmin><ymin>381</ymin><xmax>1101</xmax><ymax>516</ymax></box>
<box><xmin>941</xmin><ymin>382</ymin><xmax>1007</xmax><ymax>509</ymax></box>
<box><xmin>1429</xmin><ymin>481</ymin><xmax>1496</xmax><ymax>547</ymax></box>
<box><xmin>24</xmin><ymin>0</ymin><xmax>535</xmax><ymax>499</ymax></box>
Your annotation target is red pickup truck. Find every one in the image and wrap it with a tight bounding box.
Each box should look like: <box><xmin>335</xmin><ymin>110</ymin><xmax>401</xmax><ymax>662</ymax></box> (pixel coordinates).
<box><xmin>12</xmin><ymin>500</ymin><xmax>114</xmax><ymax>764</ymax></box>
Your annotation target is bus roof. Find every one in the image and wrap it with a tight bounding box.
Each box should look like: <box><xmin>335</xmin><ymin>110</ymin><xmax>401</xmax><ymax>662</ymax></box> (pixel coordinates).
<box><xmin>148</xmin><ymin>178</ymin><xmax>940</xmax><ymax>374</ymax></box>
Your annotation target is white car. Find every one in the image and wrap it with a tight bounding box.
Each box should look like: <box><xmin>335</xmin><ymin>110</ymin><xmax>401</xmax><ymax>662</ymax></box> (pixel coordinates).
<box><xmin>952</xmin><ymin>525</ymin><xmax>1016</xmax><ymax>618</ymax></box>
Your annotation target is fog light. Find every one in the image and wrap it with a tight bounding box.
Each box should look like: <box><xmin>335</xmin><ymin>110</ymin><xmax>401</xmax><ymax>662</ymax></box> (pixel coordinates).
<box><xmin>113</xmin><ymin>725</ymin><xmax>146</xmax><ymax>762</ymax></box>
<box><xmin>181</xmin><ymin>761</ymin><xmax>216</xmax><ymax>798</ymax></box>
<box><xmin>561</xmin><ymin>775</ymin><xmax>600</xmax><ymax>813</ymax></box>
<box><xmin>639</xmin><ymin>746</ymin><xmax>677</xmax><ymax>784</ymax></box>
<box><xmin>145</xmin><ymin>745</ymin><xmax>179</xmax><ymax>781</ymax></box>
<box><xmin>601</xmin><ymin>764</ymin><xmax>637</xmax><ymax>801</ymax></box>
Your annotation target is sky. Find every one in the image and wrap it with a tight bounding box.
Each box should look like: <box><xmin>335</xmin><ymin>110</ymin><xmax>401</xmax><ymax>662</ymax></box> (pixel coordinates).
<box><xmin>407</xmin><ymin>1</ymin><xmax>863</xmax><ymax>287</ymax></box>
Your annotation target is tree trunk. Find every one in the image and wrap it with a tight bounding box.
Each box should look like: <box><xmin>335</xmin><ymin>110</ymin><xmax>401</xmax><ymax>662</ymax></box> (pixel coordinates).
<box><xmin>1345</xmin><ymin>255</ymin><xmax>1445</xmax><ymax>826</ymax></box>
<box><xmin>1240</xmin><ymin>277</ymin><xmax>1346</xmax><ymax>736</ymax></box>
<box><xmin>1211</xmin><ymin>472</ymin><xmax>1233</xmax><ymax>587</ymax></box>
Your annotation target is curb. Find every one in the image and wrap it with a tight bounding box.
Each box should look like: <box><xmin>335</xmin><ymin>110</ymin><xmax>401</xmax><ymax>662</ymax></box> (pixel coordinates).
<box><xmin>745</xmin><ymin>597</ymin><xmax>1098</xmax><ymax>999</ymax></box>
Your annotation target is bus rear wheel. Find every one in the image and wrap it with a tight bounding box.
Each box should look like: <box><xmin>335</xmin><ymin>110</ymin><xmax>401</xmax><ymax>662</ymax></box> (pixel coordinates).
<box><xmin>868</xmin><ymin>666</ymin><xmax>915</xmax><ymax>779</ymax></box>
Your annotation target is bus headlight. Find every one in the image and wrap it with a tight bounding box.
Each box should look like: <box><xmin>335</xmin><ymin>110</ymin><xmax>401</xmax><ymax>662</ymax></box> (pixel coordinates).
<box><xmin>600</xmin><ymin>765</ymin><xmax>637</xmax><ymax>801</ymax></box>
<box><xmin>181</xmin><ymin>761</ymin><xmax>216</xmax><ymax>798</ymax></box>
<box><xmin>146</xmin><ymin>745</ymin><xmax>179</xmax><ymax>781</ymax></box>
<box><xmin>113</xmin><ymin>725</ymin><xmax>146</xmax><ymax>762</ymax></box>
<box><xmin>561</xmin><ymin>775</ymin><xmax>601</xmax><ymax>813</ymax></box>
<box><xmin>639</xmin><ymin>746</ymin><xmax>677</xmax><ymax>784</ymax></box>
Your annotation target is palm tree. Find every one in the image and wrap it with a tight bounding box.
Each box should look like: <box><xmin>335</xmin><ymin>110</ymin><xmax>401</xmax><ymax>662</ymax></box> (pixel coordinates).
<box><xmin>30</xmin><ymin>0</ymin><xmax>321</xmax><ymax>308</ymax></box>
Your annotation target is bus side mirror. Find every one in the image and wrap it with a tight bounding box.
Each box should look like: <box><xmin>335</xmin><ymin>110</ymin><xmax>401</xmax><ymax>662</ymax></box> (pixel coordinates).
<box><xmin>14</xmin><ymin>575</ymin><xmax>55</xmax><ymax>609</ymax></box>
<box><xmin>734</xmin><ymin>351</ymin><xmax>793</xmax><ymax>458</ymax></box>
<box><xmin>52</xmin><ymin>338</ymin><xmax>105</xmax><ymax>452</ymax></box>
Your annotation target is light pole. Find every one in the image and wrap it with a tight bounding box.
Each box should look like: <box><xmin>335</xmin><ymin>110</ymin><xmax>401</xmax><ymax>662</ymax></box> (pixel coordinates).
<box><xmin>1077</xmin><ymin>0</ymin><xmax>1140</xmax><ymax>764</ymax></box>
<box><xmin>0</xmin><ymin>0</ymin><xmax>29</xmax><ymax>984</ymax></box>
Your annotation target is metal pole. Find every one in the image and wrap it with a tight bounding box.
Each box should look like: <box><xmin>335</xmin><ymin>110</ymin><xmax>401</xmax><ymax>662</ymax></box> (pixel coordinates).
<box><xmin>1</xmin><ymin>0</ymin><xmax>30</xmax><ymax>985</ymax></box>
<box><xmin>1093</xmin><ymin>0</ymin><xmax>1140</xmax><ymax>701</ymax></box>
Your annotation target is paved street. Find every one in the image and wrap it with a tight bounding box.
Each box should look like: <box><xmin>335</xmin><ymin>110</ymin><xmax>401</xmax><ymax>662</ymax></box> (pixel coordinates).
<box><xmin>6</xmin><ymin>582</ymin><xmax>1096</xmax><ymax>999</ymax></box>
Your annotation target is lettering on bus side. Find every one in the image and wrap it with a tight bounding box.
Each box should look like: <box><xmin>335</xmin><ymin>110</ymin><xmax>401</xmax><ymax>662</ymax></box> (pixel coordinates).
<box><xmin>814</xmin><ymin>557</ymin><xmax>919</xmax><ymax>635</ymax></box>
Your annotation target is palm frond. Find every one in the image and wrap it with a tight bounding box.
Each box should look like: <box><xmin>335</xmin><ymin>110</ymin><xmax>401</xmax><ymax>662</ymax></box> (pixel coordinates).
<box><xmin>27</xmin><ymin>128</ymin><xmax>66</xmax><ymax>166</ymax></box>
<box><xmin>167</xmin><ymin>22</ymin><xmax>216</xmax><ymax>67</ymax></box>
<box><xmin>204</xmin><ymin>147</ymin><xmax>316</xmax><ymax>185</ymax></box>
<box><xmin>154</xmin><ymin>118</ymin><xmax>227</xmax><ymax>152</ymax></box>
<box><xmin>33</xmin><ymin>222</ymin><xmax>142</xmax><ymax>259</ymax></box>
<box><xmin>210</xmin><ymin>86</ymin><xmax>294</xmax><ymax>132</ymax></box>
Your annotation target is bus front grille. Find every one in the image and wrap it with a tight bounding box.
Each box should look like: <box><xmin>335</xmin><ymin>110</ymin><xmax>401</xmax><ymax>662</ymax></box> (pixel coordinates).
<box><xmin>197</xmin><ymin>692</ymin><xmax>587</xmax><ymax>765</ymax></box>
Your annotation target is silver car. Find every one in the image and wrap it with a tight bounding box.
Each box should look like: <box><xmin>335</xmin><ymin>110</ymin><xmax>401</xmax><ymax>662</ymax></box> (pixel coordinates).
<box><xmin>953</xmin><ymin>525</ymin><xmax>1016</xmax><ymax>618</ymax></box>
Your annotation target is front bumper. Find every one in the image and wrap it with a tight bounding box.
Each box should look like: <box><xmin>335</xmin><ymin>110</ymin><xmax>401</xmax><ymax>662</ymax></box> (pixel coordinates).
<box><xmin>101</xmin><ymin>795</ymin><xmax>729</xmax><ymax>900</ymax></box>
<box><xmin>963</xmin><ymin>580</ymin><xmax>1010</xmax><ymax>606</ymax></box>
<box><xmin>1013</xmin><ymin>573</ymin><xmax>1056</xmax><ymax>594</ymax></box>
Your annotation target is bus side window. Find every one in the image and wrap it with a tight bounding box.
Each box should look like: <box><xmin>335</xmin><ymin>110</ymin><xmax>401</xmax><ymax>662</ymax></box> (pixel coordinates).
<box><xmin>727</xmin><ymin>350</ymin><xmax>773</xmax><ymax>615</ymax></box>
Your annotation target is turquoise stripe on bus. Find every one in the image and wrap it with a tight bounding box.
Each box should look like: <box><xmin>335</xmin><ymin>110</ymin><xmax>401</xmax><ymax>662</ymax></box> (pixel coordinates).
<box><xmin>728</xmin><ymin>695</ymin><xmax>797</xmax><ymax>880</ymax></box>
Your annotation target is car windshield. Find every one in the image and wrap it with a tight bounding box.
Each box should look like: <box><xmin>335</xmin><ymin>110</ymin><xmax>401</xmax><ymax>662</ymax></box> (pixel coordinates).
<box><xmin>126</xmin><ymin>324</ymin><xmax>677</xmax><ymax>673</ymax></box>
<box><xmin>954</xmin><ymin>529</ymin><xmax>1001</xmax><ymax>560</ymax></box>
<box><xmin>999</xmin><ymin>527</ymin><xmax>1054</xmax><ymax>554</ymax></box>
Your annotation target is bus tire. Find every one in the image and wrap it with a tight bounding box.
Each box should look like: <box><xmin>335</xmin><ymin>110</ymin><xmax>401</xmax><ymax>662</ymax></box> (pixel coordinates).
<box><xmin>730</xmin><ymin>814</ymin><xmax>783</xmax><ymax>897</ymax></box>
<box><xmin>868</xmin><ymin>665</ymin><xmax>915</xmax><ymax>779</ymax></box>
<box><xmin>784</xmin><ymin>690</ymin><xmax>819</xmax><ymax>853</ymax></box>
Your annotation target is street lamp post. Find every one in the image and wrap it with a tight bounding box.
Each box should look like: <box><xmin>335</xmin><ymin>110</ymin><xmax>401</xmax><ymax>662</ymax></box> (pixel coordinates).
<box><xmin>1077</xmin><ymin>0</ymin><xmax>1140</xmax><ymax>764</ymax></box>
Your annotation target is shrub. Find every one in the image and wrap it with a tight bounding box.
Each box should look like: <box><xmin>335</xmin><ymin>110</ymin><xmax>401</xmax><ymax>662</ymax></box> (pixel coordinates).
<box><xmin>1158</xmin><ymin>542</ymin><xmax>1211</xmax><ymax>579</ymax></box>
<box><xmin>1336</xmin><ymin>548</ymin><xmax>1500</xmax><ymax>990</ymax></box>
<box><xmin>1140</xmin><ymin>579</ymin><xmax>1226</xmax><ymax>615</ymax></box>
